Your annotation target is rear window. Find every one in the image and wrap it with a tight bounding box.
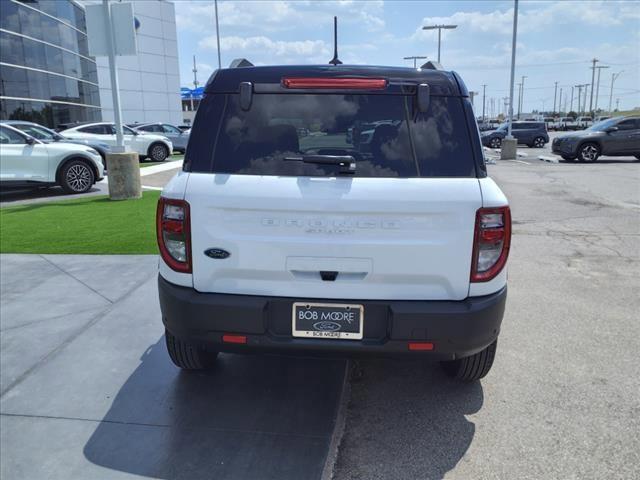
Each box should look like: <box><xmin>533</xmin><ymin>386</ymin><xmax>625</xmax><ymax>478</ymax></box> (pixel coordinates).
<box><xmin>187</xmin><ymin>93</ymin><xmax>476</xmax><ymax>177</ymax></box>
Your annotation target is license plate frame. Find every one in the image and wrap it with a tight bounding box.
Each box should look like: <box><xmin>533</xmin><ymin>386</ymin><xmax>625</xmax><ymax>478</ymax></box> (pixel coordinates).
<box><xmin>292</xmin><ymin>302</ymin><xmax>364</xmax><ymax>340</ymax></box>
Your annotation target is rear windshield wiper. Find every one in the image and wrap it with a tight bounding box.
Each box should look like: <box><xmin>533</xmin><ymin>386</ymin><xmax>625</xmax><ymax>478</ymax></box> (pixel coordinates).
<box><xmin>284</xmin><ymin>155</ymin><xmax>356</xmax><ymax>174</ymax></box>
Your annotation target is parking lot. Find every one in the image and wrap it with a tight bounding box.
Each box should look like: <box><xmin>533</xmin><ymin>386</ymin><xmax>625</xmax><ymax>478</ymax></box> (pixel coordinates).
<box><xmin>1</xmin><ymin>151</ymin><xmax>638</xmax><ymax>479</ymax></box>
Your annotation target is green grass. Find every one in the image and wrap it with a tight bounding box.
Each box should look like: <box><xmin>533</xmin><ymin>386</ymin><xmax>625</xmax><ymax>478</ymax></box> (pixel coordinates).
<box><xmin>0</xmin><ymin>191</ymin><xmax>160</xmax><ymax>254</ymax></box>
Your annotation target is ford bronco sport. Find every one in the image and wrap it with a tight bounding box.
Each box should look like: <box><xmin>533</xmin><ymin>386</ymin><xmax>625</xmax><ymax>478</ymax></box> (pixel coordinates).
<box><xmin>157</xmin><ymin>63</ymin><xmax>510</xmax><ymax>382</ymax></box>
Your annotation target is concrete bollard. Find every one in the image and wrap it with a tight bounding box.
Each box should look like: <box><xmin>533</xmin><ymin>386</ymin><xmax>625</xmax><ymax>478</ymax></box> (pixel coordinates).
<box><xmin>500</xmin><ymin>138</ymin><xmax>517</xmax><ymax>160</ymax></box>
<box><xmin>106</xmin><ymin>153</ymin><xmax>142</xmax><ymax>200</ymax></box>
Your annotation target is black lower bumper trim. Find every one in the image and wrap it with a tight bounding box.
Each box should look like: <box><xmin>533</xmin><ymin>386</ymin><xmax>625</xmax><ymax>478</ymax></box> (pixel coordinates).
<box><xmin>159</xmin><ymin>275</ymin><xmax>507</xmax><ymax>360</ymax></box>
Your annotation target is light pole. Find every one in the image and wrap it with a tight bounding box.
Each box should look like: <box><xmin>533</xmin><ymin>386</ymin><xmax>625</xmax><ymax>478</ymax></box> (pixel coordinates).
<box><xmin>553</xmin><ymin>81</ymin><xmax>558</xmax><ymax>114</ymax></box>
<box><xmin>517</xmin><ymin>82</ymin><xmax>522</xmax><ymax>119</ymax></box>
<box><xmin>594</xmin><ymin>65</ymin><xmax>609</xmax><ymax>112</ymax></box>
<box><xmin>422</xmin><ymin>24</ymin><xmax>457</xmax><ymax>63</ymax></box>
<box><xmin>482</xmin><ymin>84</ymin><xmax>487</xmax><ymax>122</ymax></box>
<box><xmin>609</xmin><ymin>71</ymin><xmax>623</xmax><ymax>113</ymax></box>
<box><xmin>518</xmin><ymin>75</ymin><xmax>527</xmax><ymax>119</ymax></box>
<box><xmin>558</xmin><ymin>87</ymin><xmax>562</xmax><ymax>115</ymax></box>
<box><xmin>502</xmin><ymin>0</ymin><xmax>519</xmax><ymax>161</ymax></box>
<box><xmin>589</xmin><ymin>58</ymin><xmax>599</xmax><ymax>112</ymax></box>
<box><xmin>570</xmin><ymin>86</ymin><xmax>574</xmax><ymax>113</ymax></box>
<box><xmin>403</xmin><ymin>55</ymin><xmax>427</xmax><ymax>68</ymax></box>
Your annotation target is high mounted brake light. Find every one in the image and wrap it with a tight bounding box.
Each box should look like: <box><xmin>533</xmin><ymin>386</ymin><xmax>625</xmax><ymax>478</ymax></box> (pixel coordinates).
<box><xmin>157</xmin><ymin>197</ymin><xmax>192</xmax><ymax>273</ymax></box>
<box><xmin>281</xmin><ymin>78</ymin><xmax>387</xmax><ymax>90</ymax></box>
<box><xmin>470</xmin><ymin>206</ymin><xmax>511</xmax><ymax>282</ymax></box>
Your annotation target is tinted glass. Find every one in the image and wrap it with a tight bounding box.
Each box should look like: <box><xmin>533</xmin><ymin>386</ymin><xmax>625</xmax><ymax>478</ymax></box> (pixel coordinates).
<box><xmin>189</xmin><ymin>94</ymin><xmax>475</xmax><ymax>178</ymax></box>
<box><xmin>0</xmin><ymin>99</ymin><xmax>100</xmax><ymax>128</ymax></box>
<box><xmin>617</xmin><ymin>119</ymin><xmax>638</xmax><ymax>131</ymax></box>
<box><xmin>163</xmin><ymin>124</ymin><xmax>182</xmax><ymax>134</ymax></box>
<box><xmin>12</xmin><ymin>123</ymin><xmax>55</xmax><ymax>140</ymax></box>
<box><xmin>79</xmin><ymin>125</ymin><xmax>106</xmax><ymax>134</ymax></box>
<box><xmin>0</xmin><ymin>126</ymin><xmax>27</xmax><ymax>144</ymax></box>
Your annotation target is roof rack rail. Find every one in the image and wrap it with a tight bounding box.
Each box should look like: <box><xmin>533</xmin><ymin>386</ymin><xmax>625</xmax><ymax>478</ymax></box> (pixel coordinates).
<box><xmin>420</xmin><ymin>60</ymin><xmax>444</xmax><ymax>70</ymax></box>
<box><xmin>229</xmin><ymin>58</ymin><xmax>254</xmax><ymax>68</ymax></box>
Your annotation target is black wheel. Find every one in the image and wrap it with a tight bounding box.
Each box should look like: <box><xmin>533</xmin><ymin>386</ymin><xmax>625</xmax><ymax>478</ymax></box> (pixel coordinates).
<box><xmin>532</xmin><ymin>136</ymin><xmax>546</xmax><ymax>148</ymax></box>
<box><xmin>577</xmin><ymin>142</ymin><xmax>600</xmax><ymax>162</ymax></box>
<box><xmin>440</xmin><ymin>340</ymin><xmax>497</xmax><ymax>382</ymax></box>
<box><xmin>165</xmin><ymin>329</ymin><xmax>218</xmax><ymax>370</ymax></box>
<box><xmin>60</xmin><ymin>160</ymin><xmax>94</xmax><ymax>194</ymax></box>
<box><xmin>149</xmin><ymin>143</ymin><xmax>169</xmax><ymax>162</ymax></box>
<box><xmin>489</xmin><ymin>137</ymin><xmax>502</xmax><ymax>148</ymax></box>
<box><xmin>561</xmin><ymin>155</ymin><xmax>576</xmax><ymax>161</ymax></box>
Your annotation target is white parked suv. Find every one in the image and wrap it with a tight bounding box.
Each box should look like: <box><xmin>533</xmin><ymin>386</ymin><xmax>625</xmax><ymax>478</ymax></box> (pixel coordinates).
<box><xmin>157</xmin><ymin>64</ymin><xmax>511</xmax><ymax>382</ymax></box>
<box><xmin>0</xmin><ymin>124</ymin><xmax>104</xmax><ymax>194</ymax></box>
<box><xmin>60</xmin><ymin>122</ymin><xmax>173</xmax><ymax>162</ymax></box>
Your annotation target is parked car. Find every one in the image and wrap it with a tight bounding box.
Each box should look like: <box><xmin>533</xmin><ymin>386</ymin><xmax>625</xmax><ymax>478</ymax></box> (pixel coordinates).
<box><xmin>0</xmin><ymin>124</ymin><xmax>104</xmax><ymax>193</ymax></box>
<box><xmin>131</xmin><ymin>123</ymin><xmax>189</xmax><ymax>153</ymax></box>
<box><xmin>594</xmin><ymin>115</ymin><xmax>611</xmax><ymax>123</ymax></box>
<box><xmin>60</xmin><ymin>122</ymin><xmax>173</xmax><ymax>162</ymax></box>
<box><xmin>481</xmin><ymin>121</ymin><xmax>549</xmax><ymax>148</ymax></box>
<box><xmin>552</xmin><ymin>116</ymin><xmax>640</xmax><ymax>162</ymax></box>
<box><xmin>556</xmin><ymin>116</ymin><xmax>577</xmax><ymax>131</ymax></box>
<box><xmin>575</xmin><ymin>116</ymin><xmax>593</xmax><ymax>129</ymax></box>
<box><xmin>157</xmin><ymin>63</ymin><xmax>511</xmax><ymax>382</ymax></box>
<box><xmin>0</xmin><ymin>120</ymin><xmax>111</xmax><ymax>168</ymax></box>
<box><xmin>543</xmin><ymin>117</ymin><xmax>555</xmax><ymax>130</ymax></box>
<box><xmin>176</xmin><ymin>125</ymin><xmax>192</xmax><ymax>133</ymax></box>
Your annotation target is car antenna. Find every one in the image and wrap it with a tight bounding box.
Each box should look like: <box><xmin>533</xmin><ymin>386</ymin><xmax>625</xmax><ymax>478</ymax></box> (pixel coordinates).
<box><xmin>329</xmin><ymin>16</ymin><xmax>342</xmax><ymax>65</ymax></box>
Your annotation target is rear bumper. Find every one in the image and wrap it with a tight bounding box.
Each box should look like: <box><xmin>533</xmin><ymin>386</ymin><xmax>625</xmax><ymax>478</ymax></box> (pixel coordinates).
<box><xmin>158</xmin><ymin>275</ymin><xmax>507</xmax><ymax>360</ymax></box>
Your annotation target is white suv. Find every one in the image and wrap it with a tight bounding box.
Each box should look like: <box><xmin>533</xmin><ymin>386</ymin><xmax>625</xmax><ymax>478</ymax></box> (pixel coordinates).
<box><xmin>157</xmin><ymin>64</ymin><xmax>511</xmax><ymax>382</ymax></box>
<box><xmin>61</xmin><ymin>122</ymin><xmax>173</xmax><ymax>162</ymax></box>
<box><xmin>0</xmin><ymin>124</ymin><xmax>104</xmax><ymax>194</ymax></box>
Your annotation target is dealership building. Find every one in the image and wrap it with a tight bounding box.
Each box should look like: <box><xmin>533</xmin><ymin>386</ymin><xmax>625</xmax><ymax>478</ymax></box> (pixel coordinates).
<box><xmin>0</xmin><ymin>0</ymin><xmax>182</xmax><ymax>129</ymax></box>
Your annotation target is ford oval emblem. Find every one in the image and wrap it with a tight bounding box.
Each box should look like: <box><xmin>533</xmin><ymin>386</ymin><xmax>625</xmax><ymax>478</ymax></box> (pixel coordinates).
<box><xmin>204</xmin><ymin>248</ymin><xmax>230</xmax><ymax>259</ymax></box>
<box><xmin>313</xmin><ymin>321</ymin><xmax>341</xmax><ymax>332</ymax></box>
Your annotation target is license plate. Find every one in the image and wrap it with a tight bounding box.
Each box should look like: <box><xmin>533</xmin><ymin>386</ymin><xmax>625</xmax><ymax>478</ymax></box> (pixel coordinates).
<box><xmin>292</xmin><ymin>302</ymin><xmax>363</xmax><ymax>340</ymax></box>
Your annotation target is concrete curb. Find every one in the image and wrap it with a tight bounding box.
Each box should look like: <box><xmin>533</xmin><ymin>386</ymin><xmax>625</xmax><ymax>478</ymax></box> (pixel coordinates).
<box><xmin>139</xmin><ymin>160</ymin><xmax>183</xmax><ymax>176</ymax></box>
<box><xmin>539</xmin><ymin>155</ymin><xmax>560</xmax><ymax>163</ymax></box>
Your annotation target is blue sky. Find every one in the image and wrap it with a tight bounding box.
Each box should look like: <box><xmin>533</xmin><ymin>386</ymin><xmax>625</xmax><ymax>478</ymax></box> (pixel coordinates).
<box><xmin>174</xmin><ymin>0</ymin><xmax>640</xmax><ymax>114</ymax></box>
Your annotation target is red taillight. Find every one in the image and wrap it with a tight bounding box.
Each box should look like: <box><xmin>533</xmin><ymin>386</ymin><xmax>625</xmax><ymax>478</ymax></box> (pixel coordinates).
<box><xmin>470</xmin><ymin>206</ymin><xmax>511</xmax><ymax>282</ymax></box>
<box><xmin>156</xmin><ymin>197</ymin><xmax>191</xmax><ymax>273</ymax></box>
<box><xmin>222</xmin><ymin>334</ymin><xmax>247</xmax><ymax>344</ymax></box>
<box><xmin>408</xmin><ymin>342</ymin><xmax>434</xmax><ymax>351</ymax></box>
<box><xmin>281</xmin><ymin>77</ymin><xmax>387</xmax><ymax>90</ymax></box>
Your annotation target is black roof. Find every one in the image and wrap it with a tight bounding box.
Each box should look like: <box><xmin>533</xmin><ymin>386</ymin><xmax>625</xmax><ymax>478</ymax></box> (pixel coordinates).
<box><xmin>205</xmin><ymin>64</ymin><xmax>466</xmax><ymax>97</ymax></box>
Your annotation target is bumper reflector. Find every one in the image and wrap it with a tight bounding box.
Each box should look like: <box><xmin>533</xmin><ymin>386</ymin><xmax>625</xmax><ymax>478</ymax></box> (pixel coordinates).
<box><xmin>408</xmin><ymin>342</ymin><xmax>434</xmax><ymax>351</ymax></box>
<box><xmin>222</xmin><ymin>334</ymin><xmax>247</xmax><ymax>344</ymax></box>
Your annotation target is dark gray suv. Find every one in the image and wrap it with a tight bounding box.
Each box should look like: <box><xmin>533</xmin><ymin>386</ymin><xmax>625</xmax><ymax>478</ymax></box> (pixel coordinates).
<box><xmin>552</xmin><ymin>116</ymin><xmax>640</xmax><ymax>162</ymax></box>
<box><xmin>481</xmin><ymin>121</ymin><xmax>549</xmax><ymax>149</ymax></box>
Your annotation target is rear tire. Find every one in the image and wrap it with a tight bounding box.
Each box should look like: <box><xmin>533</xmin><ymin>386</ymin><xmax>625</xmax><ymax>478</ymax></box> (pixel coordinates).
<box><xmin>440</xmin><ymin>340</ymin><xmax>497</xmax><ymax>382</ymax></box>
<box><xmin>149</xmin><ymin>143</ymin><xmax>169</xmax><ymax>162</ymax></box>
<box><xmin>165</xmin><ymin>329</ymin><xmax>218</xmax><ymax>370</ymax></box>
<box><xmin>532</xmin><ymin>136</ymin><xmax>546</xmax><ymax>148</ymax></box>
<box><xmin>489</xmin><ymin>137</ymin><xmax>502</xmax><ymax>148</ymax></box>
<box><xmin>60</xmin><ymin>160</ymin><xmax>94</xmax><ymax>194</ymax></box>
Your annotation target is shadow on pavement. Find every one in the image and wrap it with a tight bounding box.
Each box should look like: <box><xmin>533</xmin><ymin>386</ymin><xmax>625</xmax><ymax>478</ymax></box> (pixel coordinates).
<box><xmin>83</xmin><ymin>337</ymin><xmax>346</xmax><ymax>480</ymax></box>
<box><xmin>559</xmin><ymin>158</ymin><xmax>640</xmax><ymax>164</ymax></box>
<box><xmin>335</xmin><ymin>359</ymin><xmax>483</xmax><ymax>480</ymax></box>
<box><xmin>0</xmin><ymin>184</ymin><xmax>106</xmax><ymax>205</ymax></box>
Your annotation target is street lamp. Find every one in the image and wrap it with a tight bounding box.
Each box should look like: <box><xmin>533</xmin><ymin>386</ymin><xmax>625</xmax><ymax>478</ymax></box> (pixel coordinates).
<box><xmin>403</xmin><ymin>55</ymin><xmax>427</xmax><ymax>68</ymax></box>
<box><xmin>594</xmin><ymin>65</ymin><xmax>609</xmax><ymax>112</ymax></box>
<box><xmin>422</xmin><ymin>24</ymin><xmax>457</xmax><ymax>63</ymax></box>
<box><xmin>609</xmin><ymin>71</ymin><xmax>623</xmax><ymax>114</ymax></box>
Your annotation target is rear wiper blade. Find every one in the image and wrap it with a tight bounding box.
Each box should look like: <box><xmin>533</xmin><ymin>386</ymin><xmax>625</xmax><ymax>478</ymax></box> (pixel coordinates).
<box><xmin>284</xmin><ymin>154</ymin><xmax>356</xmax><ymax>173</ymax></box>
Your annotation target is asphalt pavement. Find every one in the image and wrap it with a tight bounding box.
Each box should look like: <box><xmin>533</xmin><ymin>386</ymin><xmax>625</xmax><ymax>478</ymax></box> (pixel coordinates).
<box><xmin>332</xmin><ymin>156</ymin><xmax>640</xmax><ymax>480</ymax></box>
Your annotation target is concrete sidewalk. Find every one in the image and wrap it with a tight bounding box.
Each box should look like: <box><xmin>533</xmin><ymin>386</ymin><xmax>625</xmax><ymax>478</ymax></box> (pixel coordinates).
<box><xmin>1</xmin><ymin>254</ymin><xmax>345</xmax><ymax>480</ymax></box>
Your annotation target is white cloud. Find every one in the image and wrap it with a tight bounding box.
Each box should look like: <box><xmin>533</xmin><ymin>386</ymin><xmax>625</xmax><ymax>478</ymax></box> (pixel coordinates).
<box><xmin>200</xmin><ymin>35</ymin><xmax>331</xmax><ymax>63</ymax></box>
<box><xmin>176</xmin><ymin>0</ymin><xmax>385</xmax><ymax>35</ymax></box>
